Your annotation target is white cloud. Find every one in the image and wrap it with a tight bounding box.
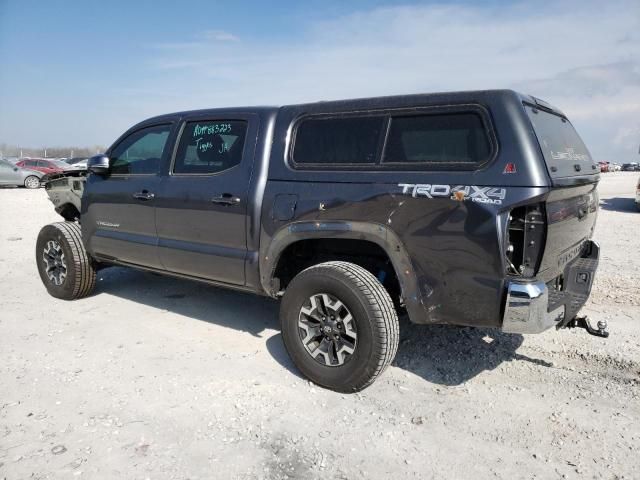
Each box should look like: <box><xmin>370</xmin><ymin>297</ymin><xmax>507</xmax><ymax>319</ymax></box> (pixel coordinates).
<box><xmin>614</xmin><ymin>126</ymin><xmax>640</xmax><ymax>149</ymax></box>
<box><xmin>140</xmin><ymin>1</ymin><xmax>639</xmax><ymax>160</ymax></box>
<box><xmin>202</xmin><ymin>30</ymin><xmax>240</xmax><ymax>42</ymax></box>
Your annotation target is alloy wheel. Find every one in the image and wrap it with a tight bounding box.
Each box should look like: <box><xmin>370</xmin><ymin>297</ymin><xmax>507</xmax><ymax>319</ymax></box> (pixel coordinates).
<box><xmin>42</xmin><ymin>240</ymin><xmax>67</xmax><ymax>285</ymax></box>
<box><xmin>298</xmin><ymin>293</ymin><xmax>358</xmax><ymax>366</ymax></box>
<box><xmin>25</xmin><ymin>176</ymin><xmax>40</xmax><ymax>188</ymax></box>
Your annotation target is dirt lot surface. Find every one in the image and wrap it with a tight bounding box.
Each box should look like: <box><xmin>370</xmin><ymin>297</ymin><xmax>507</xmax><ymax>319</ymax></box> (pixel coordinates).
<box><xmin>1</xmin><ymin>172</ymin><xmax>639</xmax><ymax>479</ymax></box>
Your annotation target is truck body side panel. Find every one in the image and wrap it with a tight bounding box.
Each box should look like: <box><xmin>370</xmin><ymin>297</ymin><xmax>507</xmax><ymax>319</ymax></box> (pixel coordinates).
<box><xmin>259</xmin><ymin>90</ymin><xmax>597</xmax><ymax>327</ymax></box>
<box><xmin>78</xmin><ymin>90</ymin><xmax>599</xmax><ymax>330</ymax></box>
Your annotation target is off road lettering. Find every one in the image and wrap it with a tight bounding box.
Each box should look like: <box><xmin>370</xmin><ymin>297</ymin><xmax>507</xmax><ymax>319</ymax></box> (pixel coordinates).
<box><xmin>398</xmin><ymin>183</ymin><xmax>506</xmax><ymax>205</ymax></box>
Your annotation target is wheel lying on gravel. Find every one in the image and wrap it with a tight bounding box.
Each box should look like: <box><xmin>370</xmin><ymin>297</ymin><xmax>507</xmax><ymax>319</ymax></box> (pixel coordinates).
<box><xmin>24</xmin><ymin>175</ymin><xmax>41</xmax><ymax>189</ymax></box>
<box><xmin>36</xmin><ymin>222</ymin><xmax>96</xmax><ymax>300</ymax></box>
<box><xmin>280</xmin><ymin>261</ymin><xmax>399</xmax><ymax>392</ymax></box>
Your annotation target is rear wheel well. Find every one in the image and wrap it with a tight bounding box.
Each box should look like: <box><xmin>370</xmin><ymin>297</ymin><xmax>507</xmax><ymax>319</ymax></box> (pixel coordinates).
<box><xmin>273</xmin><ymin>239</ymin><xmax>402</xmax><ymax>306</ymax></box>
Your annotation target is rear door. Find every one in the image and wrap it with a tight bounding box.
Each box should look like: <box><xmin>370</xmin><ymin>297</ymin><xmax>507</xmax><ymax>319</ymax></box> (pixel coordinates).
<box><xmin>155</xmin><ymin>114</ymin><xmax>258</xmax><ymax>285</ymax></box>
<box><xmin>83</xmin><ymin>123</ymin><xmax>173</xmax><ymax>268</ymax></box>
<box><xmin>37</xmin><ymin>160</ymin><xmax>56</xmax><ymax>175</ymax></box>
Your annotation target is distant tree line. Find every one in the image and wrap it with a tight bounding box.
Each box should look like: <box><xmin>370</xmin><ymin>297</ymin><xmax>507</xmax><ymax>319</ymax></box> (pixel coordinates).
<box><xmin>0</xmin><ymin>143</ymin><xmax>106</xmax><ymax>159</ymax></box>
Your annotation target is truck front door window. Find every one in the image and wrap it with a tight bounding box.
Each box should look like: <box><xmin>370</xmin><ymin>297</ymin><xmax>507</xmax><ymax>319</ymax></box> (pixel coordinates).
<box><xmin>110</xmin><ymin>125</ymin><xmax>171</xmax><ymax>175</ymax></box>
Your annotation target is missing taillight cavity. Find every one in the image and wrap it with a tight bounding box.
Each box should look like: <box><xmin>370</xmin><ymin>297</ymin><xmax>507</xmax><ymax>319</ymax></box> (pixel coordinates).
<box><xmin>506</xmin><ymin>204</ymin><xmax>546</xmax><ymax>276</ymax></box>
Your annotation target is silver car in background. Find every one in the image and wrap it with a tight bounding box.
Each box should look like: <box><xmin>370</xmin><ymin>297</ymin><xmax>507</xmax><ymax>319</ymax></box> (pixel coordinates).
<box><xmin>0</xmin><ymin>159</ymin><xmax>43</xmax><ymax>188</ymax></box>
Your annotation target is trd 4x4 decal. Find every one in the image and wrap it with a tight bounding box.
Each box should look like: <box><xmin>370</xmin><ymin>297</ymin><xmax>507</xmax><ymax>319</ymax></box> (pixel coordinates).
<box><xmin>398</xmin><ymin>184</ymin><xmax>506</xmax><ymax>205</ymax></box>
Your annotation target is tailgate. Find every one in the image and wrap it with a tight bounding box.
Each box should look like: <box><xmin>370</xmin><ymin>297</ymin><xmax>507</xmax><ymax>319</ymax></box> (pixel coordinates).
<box><xmin>537</xmin><ymin>183</ymin><xmax>598</xmax><ymax>282</ymax></box>
<box><xmin>523</xmin><ymin>98</ymin><xmax>600</xmax><ymax>281</ymax></box>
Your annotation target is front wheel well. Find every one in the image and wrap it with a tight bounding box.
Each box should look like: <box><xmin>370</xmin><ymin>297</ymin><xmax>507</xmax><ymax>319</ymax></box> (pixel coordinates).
<box><xmin>272</xmin><ymin>238</ymin><xmax>402</xmax><ymax>306</ymax></box>
<box><xmin>56</xmin><ymin>203</ymin><xmax>80</xmax><ymax>222</ymax></box>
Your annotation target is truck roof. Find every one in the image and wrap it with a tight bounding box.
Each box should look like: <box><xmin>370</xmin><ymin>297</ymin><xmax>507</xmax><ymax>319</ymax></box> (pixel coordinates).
<box><xmin>136</xmin><ymin>89</ymin><xmax>565</xmax><ymax>127</ymax></box>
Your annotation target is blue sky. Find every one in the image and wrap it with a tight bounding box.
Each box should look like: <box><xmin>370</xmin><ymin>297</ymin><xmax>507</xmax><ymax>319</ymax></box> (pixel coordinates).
<box><xmin>0</xmin><ymin>0</ymin><xmax>639</xmax><ymax>161</ymax></box>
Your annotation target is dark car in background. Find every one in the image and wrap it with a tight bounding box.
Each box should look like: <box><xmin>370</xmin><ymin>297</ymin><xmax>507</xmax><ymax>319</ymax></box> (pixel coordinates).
<box><xmin>622</xmin><ymin>163</ymin><xmax>639</xmax><ymax>171</ymax></box>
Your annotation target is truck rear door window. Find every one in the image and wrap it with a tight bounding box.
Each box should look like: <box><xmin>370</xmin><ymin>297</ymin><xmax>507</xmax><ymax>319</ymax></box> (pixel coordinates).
<box><xmin>292</xmin><ymin>116</ymin><xmax>384</xmax><ymax>165</ymax></box>
<box><xmin>525</xmin><ymin>105</ymin><xmax>594</xmax><ymax>178</ymax></box>
<box><xmin>382</xmin><ymin>113</ymin><xmax>491</xmax><ymax>166</ymax></box>
<box><xmin>173</xmin><ymin>120</ymin><xmax>247</xmax><ymax>175</ymax></box>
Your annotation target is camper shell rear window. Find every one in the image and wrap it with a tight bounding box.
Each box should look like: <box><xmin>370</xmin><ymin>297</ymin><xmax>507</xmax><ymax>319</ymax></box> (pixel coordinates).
<box><xmin>524</xmin><ymin>104</ymin><xmax>595</xmax><ymax>178</ymax></box>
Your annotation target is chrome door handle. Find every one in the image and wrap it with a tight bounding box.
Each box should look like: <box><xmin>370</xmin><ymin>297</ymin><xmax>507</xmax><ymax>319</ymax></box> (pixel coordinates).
<box><xmin>211</xmin><ymin>194</ymin><xmax>240</xmax><ymax>205</ymax></box>
<box><xmin>133</xmin><ymin>191</ymin><xmax>155</xmax><ymax>201</ymax></box>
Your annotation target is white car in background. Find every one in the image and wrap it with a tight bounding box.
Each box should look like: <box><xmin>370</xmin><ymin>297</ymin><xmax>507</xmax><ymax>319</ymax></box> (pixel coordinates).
<box><xmin>0</xmin><ymin>158</ymin><xmax>43</xmax><ymax>188</ymax></box>
<box><xmin>66</xmin><ymin>159</ymin><xmax>88</xmax><ymax>170</ymax></box>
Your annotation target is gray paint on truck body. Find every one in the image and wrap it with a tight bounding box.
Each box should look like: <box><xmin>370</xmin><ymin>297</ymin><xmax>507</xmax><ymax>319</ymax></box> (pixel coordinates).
<box><xmin>78</xmin><ymin>89</ymin><xmax>599</xmax><ymax>328</ymax></box>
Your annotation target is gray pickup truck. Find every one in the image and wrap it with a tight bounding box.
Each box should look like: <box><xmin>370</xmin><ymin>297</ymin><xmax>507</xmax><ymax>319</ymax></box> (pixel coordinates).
<box><xmin>37</xmin><ymin>89</ymin><xmax>606</xmax><ymax>392</ymax></box>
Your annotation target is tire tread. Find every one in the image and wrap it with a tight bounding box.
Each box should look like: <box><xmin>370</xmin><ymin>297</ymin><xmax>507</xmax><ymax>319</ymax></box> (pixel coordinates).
<box><xmin>287</xmin><ymin>261</ymin><xmax>399</xmax><ymax>392</ymax></box>
<box><xmin>37</xmin><ymin>222</ymin><xmax>96</xmax><ymax>299</ymax></box>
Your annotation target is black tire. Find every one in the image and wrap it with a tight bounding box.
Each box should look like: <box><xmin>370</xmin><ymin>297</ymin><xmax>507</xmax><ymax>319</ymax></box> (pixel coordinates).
<box><xmin>280</xmin><ymin>261</ymin><xmax>399</xmax><ymax>392</ymax></box>
<box><xmin>36</xmin><ymin>222</ymin><xmax>96</xmax><ymax>300</ymax></box>
<box><xmin>24</xmin><ymin>175</ymin><xmax>40</xmax><ymax>189</ymax></box>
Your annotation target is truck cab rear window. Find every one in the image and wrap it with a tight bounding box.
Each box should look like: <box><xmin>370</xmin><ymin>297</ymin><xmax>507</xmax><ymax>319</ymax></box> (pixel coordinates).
<box><xmin>292</xmin><ymin>116</ymin><xmax>384</xmax><ymax>165</ymax></box>
<box><xmin>383</xmin><ymin>113</ymin><xmax>490</xmax><ymax>165</ymax></box>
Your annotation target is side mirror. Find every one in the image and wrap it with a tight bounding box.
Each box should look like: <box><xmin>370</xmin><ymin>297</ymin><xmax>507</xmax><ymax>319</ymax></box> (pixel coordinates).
<box><xmin>14</xmin><ymin>167</ymin><xmax>18</xmax><ymax>171</ymax></box>
<box><xmin>87</xmin><ymin>154</ymin><xmax>110</xmax><ymax>175</ymax></box>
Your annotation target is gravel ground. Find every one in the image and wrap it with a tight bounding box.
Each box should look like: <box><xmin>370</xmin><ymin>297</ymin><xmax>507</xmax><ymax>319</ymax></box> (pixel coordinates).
<box><xmin>1</xmin><ymin>172</ymin><xmax>639</xmax><ymax>479</ymax></box>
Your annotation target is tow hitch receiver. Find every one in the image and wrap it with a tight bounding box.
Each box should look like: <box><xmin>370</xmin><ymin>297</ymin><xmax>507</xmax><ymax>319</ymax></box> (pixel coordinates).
<box><xmin>564</xmin><ymin>316</ymin><xmax>609</xmax><ymax>338</ymax></box>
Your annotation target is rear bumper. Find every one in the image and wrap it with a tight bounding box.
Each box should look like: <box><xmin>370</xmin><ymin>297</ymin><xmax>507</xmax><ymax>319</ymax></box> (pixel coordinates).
<box><xmin>502</xmin><ymin>240</ymin><xmax>599</xmax><ymax>334</ymax></box>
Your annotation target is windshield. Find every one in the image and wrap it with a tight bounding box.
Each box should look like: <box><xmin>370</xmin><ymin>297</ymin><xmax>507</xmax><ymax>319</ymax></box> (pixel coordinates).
<box><xmin>51</xmin><ymin>160</ymin><xmax>70</xmax><ymax>168</ymax></box>
<box><xmin>525</xmin><ymin>104</ymin><xmax>595</xmax><ymax>178</ymax></box>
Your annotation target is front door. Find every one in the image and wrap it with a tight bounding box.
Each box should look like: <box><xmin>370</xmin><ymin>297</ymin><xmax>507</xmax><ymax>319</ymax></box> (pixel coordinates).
<box><xmin>83</xmin><ymin>123</ymin><xmax>173</xmax><ymax>269</ymax></box>
<box><xmin>155</xmin><ymin>115</ymin><xmax>258</xmax><ymax>285</ymax></box>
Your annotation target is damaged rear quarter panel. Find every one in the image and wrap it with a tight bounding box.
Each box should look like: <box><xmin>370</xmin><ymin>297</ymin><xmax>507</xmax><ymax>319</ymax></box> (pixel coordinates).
<box><xmin>261</xmin><ymin>179</ymin><xmax>549</xmax><ymax>327</ymax></box>
<box><xmin>260</xmin><ymin>91</ymin><xmax>553</xmax><ymax>327</ymax></box>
